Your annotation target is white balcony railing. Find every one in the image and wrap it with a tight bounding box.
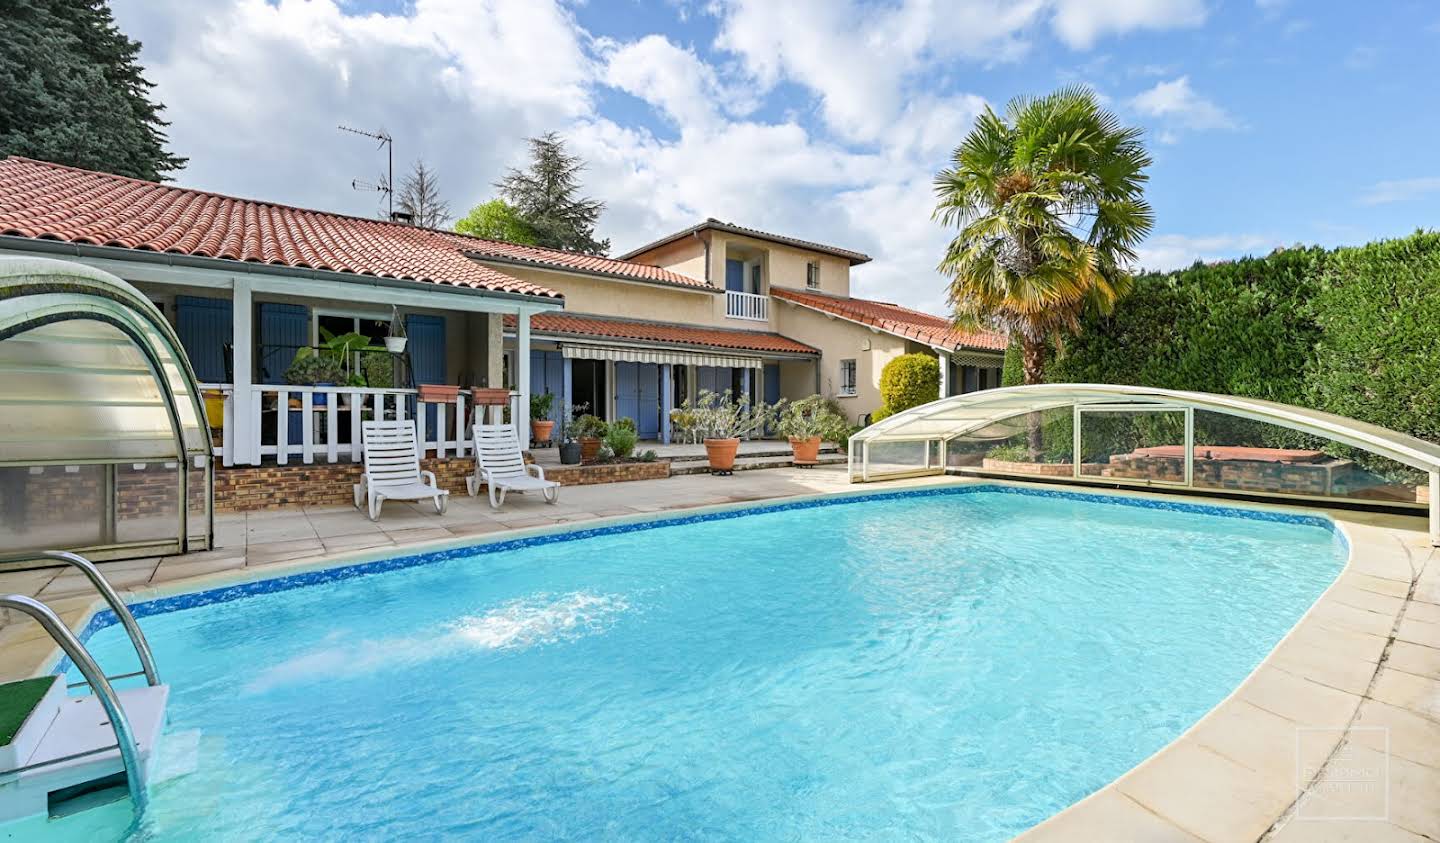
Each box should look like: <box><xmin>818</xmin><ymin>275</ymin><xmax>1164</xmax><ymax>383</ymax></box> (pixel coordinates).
<box><xmin>200</xmin><ymin>384</ymin><xmax>518</xmax><ymax>467</ymax></box>
<box><xmin>725</xmin><ymin>290</ymin><xmax>769</xmax><ymax>321</ymax></box>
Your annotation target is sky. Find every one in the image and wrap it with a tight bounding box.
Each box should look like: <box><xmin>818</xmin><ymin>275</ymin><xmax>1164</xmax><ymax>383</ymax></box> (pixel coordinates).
<box><xmin>110</xmin><ymin>0</ymin><xmax>1440</xmax><ymax>315</ymax></box>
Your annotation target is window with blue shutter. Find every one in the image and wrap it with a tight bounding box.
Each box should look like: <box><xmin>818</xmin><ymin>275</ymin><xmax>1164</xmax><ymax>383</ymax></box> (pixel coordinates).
<box><xmin>258</xmin><ymin>303</ymin><xmax>309</xmax><ymax>384</ymax></box>
<box><xmin>175</xmin><ymin>295</ymin><xmax>232</xmax><ymax>382</ymax></box>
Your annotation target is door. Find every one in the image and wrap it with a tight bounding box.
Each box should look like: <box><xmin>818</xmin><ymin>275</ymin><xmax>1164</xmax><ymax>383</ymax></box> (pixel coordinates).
<box><xmin>614</xmin><ymin>362</ymin><xmax>661</xmax><ymax>439</ymax></box>
<box><xmin>725</xmin><ymin>259</ymin><xmax>745</xmax><ymax>293</ymax></box>
<box><xmin>175</xmin><ymin>295</ymin><xmax>232</xmax><ymax>383</ymax></box>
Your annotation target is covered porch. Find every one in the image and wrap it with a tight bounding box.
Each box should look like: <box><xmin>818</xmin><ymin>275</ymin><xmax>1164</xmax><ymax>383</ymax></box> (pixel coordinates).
<box><xmin>507</xmin><ymin>313</ymin><xmax>821</xmax><ymax>443</ymax></box>
<box><xmin>98</xmin><ymin>256</ymin><xmax>563</xmax><ymax>468</ymax></box>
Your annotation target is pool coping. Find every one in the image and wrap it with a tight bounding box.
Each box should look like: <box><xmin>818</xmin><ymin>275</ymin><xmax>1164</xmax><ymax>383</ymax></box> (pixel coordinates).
<box><xmin>19</xmin><ymin>476</ymin><xmax>1439</xmax><ymax>841</ymax></box>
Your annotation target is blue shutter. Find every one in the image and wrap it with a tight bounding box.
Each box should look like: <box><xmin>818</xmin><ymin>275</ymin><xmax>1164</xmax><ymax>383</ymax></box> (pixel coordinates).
<box><xmin>175</xmin><ymin>295</ymin><xmax>231</xmax><ymax>382</ymax></box>
<box><xmin>258</xmin><ymin>303</ymin><xmax>309</xmax><ymax>384</ymax></box>
<box><xmin>764</xmin><ymin>364</ymin><xmax>780</xmax><ymax>404</ymax></box>
<box><xmin>725</xmin><ymin>259</ymin><xmax>744</xmax><ymax>292</ymax></box>
<box><xmin>636</xmin><ymin>363</ymin><xmax>660</xmax><ymax>439</ymax></box>
<box><xmin>614</xmin><ymin>362</ymin><xmax>639</xmax><ymax>426</ymax></box>
<box><xmin>528</xmin><ymin>350</ymin><xmax>564</xmax><ymax>421</ymax></box>
<box><xmin>406</xmin><ymin>315</ymin><xmax>446</xmax><ymax>385</ymax></box>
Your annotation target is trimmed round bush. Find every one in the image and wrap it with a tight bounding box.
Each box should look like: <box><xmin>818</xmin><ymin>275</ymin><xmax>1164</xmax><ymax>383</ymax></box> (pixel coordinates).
<box><xmin>604</xmin><ymin>424</ymin><xmax>637</xmax><ymax>459</ymax></box>
<box><xmin>877</xmin><ymin>353</ymin><xmax>939</xmax><ymax>417</ymax></box>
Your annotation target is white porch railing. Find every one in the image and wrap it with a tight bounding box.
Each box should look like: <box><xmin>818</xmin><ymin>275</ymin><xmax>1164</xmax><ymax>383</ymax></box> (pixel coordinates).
<box><xmin>201</xmin><ymin>384</ymin><xmax>518</xmax><ymax>467</ymax></box>
<box><xmin>725</xmin><ymin>290</ymin><xmax>769</xmax><ymax>321</ymax></box>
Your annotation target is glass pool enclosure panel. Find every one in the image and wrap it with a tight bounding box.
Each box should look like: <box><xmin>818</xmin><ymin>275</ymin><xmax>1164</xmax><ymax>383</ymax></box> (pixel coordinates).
<box><xmin>0</xmin><ymin>258</ymin><xmax>214</xmax><ymax>559</ymax></box>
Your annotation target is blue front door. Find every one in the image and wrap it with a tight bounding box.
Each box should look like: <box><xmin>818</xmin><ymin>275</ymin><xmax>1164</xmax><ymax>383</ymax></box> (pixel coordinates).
<box><xmin>614</xmin><ymin>362</ymin><xmax>660</xmax><ymax>439</ymax></box>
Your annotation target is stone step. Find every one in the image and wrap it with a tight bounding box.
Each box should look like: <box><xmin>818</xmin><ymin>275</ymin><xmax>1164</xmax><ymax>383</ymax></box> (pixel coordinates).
<box><xmin>670</xmin><ymin>453</ymin><xmax>847</xmax><ymax>476</ymax></box>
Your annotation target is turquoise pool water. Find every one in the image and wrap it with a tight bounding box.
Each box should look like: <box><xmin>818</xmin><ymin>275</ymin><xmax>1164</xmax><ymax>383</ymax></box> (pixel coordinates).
<box><xmin>52</xmin><ymin>487</ymin><xmax>1343</xmax><ymax>841</ymax></box>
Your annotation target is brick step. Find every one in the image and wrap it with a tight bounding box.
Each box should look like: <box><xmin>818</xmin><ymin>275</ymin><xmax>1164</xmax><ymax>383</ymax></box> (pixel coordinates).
<box><xmin>666</xmin><ymin>444</ymin><xmax>840</xmax><ymax>463</ymax></box>
<box><xmin>670</xmin><ymin>453</ymin><xmax>847</xmax><ymax>475</ymax></box>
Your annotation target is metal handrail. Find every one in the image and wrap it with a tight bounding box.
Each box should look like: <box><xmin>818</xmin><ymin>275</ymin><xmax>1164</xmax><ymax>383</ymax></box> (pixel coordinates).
<box><xmin>0</xmin><ymin>595</ymin><xmax>148</xmax><ymax>813</ymax></box>
<box><xmin>0</xmin><ymin>550</ymin><xmax>159</xmax><ymax>686</ymax></box>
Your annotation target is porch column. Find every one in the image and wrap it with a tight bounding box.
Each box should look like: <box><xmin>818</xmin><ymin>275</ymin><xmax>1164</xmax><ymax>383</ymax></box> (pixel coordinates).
<box><xmin>516</xmin><ymin>309</ymin><xmax>531</xmax><ymax>444</ymax></box>
<box><xmin>231</xmin><ymin>278</ymin><xmax>254</xmax><ymax>466</ymax></box>
<box><xmin>740</xmin><ymin>367</ymin><xmax>752</xmax><ymax>440</ymax></box>
<box><xmin>660</xmin><ymin>363</ymin><xmax>673</xmax><ymax>444</ymax></box>
<box><xmin>937</xmin><ymin>350</ymin><xmax>950</xmax><ymax>398</ymax></box>
<box><xmin>814</xmin><ymin>357</ymin><xmax>822</xmax><ymax>395</ymax></box>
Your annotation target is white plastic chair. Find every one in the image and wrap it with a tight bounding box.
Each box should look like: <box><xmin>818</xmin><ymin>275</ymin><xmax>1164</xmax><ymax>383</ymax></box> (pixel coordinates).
<box><xmin>354</xmin><ymin>419</ymin><xmax>448</xmax><ymax>520</ymax></box>
<box><xmin>466</xmin><ymin>423</ymin><xmax>560</xmax><ymax>509</ymax></box>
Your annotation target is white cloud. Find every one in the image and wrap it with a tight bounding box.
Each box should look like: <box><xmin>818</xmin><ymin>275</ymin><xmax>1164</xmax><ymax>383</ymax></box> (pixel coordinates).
<box><xmin>1049</xmin><ymin>0</ymin><xmax>1208</xmax><ymax>49</ymax></box>
<box><xmin>1129</xmin><ymin>75</ymin><xmax>1237</xmax><ymax>130</ymax></box>
<box><xmin>601</xmin><ymin>35</ymin><xmax>744</xmax><ymax>130</ymax></box>
<box><xmin>1359</xmin><ymin>177</ymin><xmax>1440</xmax><ymax>206</ymax></box>
<box><xmin>1135</xmin><ymin>233</ymin><xmax>1275</xmax><ymax>271</ymax></box>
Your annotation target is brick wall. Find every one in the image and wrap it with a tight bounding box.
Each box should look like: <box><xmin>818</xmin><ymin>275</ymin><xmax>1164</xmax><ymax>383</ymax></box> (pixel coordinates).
<box><xmin>0</xmin><ymin>464</ymin><xmax>205</xmax><ymax>527</ymax></box>
<box><xmin>214</xmin><ymin>457</ymin><xmax>672</xmax><ymax>512</ymax></box>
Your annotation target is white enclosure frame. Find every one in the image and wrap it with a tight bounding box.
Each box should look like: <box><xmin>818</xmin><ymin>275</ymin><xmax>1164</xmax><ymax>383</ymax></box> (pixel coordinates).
<box><xmin>849</xmin><ymin>384</ymin><xmax>1440</xmax><ymax>546</ymax></box>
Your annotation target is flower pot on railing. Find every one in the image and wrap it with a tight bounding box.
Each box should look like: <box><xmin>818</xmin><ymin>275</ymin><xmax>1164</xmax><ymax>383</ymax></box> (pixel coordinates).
<box><xmin>531</xmin><ymin>419</ymin><xmax>555</xmax><ymax>445</ymax></box>
<box><xmin>704</xmin><ymin>438</ymin><xmax>741</xmax><ymax>475</ymax></box>
<box><xmin>417</xmin><ymin>384</ymin><xmax>460</xmax><ymax>402</ymax></box>
<box><xmin>579</xmin><ymin>436</ymin><xmax>602</xmax><ymax>463</ymax></box>
<box><xmin>789</xmin><ymin>435</ymin><xmax>821</xmax><ymax>464</ymax></box>
<box><xmin>470</xmin><ymin>387</ymin><xmax>510</xmax><ymax>406</ymax></box>
<box><xmin>383</xmin><ymin>336</ymin><xmax>407</xmax><ymax>354</ymax></box>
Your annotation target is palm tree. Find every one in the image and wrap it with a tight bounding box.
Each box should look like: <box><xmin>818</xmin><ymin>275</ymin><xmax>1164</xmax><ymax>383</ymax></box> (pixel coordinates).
<box><xmin>935</xmin><ymin>86</ymin><xmax>1153</xmax><ymax>392</ymax></box>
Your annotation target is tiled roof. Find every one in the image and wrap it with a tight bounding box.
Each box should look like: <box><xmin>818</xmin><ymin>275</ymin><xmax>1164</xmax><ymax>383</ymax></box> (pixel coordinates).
<box><xmin>618</xmin><ymin>218</ymin><xmax>872</xmax><ymax>265</ymax></box>
<box><xmin>772</xmin><ymin>287</ymin><xmax>1006</xmax><ymax>352</ymax></box>
<box><xmin>506</xmin><ymin>312</ymin><xmax>818</xmax><ymax>355</ymax></box>
<box><xmin>0</xmin><ymin>157</ymin><xmax>560</xmax><ymax>299</ymax></box>
<box><xmin>458</xmin><ymin>236</ymin><xmax>711</xmax><ymax>289</ymax></box>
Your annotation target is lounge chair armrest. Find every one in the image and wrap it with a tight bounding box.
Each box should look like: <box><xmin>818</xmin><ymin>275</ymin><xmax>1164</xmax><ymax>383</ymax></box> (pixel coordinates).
<box><xmin>421</xmin><ymin>469</ymin><xmax>439</xmax><ymax>487</ymax></box>
<box><xmin>526</xmin><ymin>463</ymin><xmax>547</xmax><ymax>481</ymax></box>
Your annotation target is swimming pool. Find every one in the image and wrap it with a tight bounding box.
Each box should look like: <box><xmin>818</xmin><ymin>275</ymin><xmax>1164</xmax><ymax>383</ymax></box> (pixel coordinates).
<box><xmin>51</xmin><ymin>485</ymin><xmax>1345</xmax><ymax>841</ymax></box>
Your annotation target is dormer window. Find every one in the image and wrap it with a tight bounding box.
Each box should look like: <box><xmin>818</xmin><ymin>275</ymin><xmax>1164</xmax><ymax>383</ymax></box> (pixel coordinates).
<box><xmin>806</xmin><ymin>262</ymin><xmax>820</xmax><ymax>289</ymax></box>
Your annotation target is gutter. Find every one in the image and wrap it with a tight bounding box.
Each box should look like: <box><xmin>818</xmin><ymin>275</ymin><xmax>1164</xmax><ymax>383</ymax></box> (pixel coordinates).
<box><xmin>0</xmin><ymin>235</ymin><xmax>565</xmax><ymax>308</ymax></box>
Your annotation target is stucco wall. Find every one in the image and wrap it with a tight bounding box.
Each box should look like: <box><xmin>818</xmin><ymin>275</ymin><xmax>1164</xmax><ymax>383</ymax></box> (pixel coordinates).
<box><xmin>633</xmin><ymin>235</ymin><xmax>708</xmax><ymax>283</ymax></box>
<box><xmin>481</xmin><ymin>263</ymin><xmax>728</xmax><ymax>327</ymax></box>
<box><xmin>708</xmin><ymin>232</ymin><xmax>853</xmax><ymax>298</ymax></box>
<box><xmin>772</xmin><ymin>299</ymin><xmax>906</xmax><ymax>418</ymax></box>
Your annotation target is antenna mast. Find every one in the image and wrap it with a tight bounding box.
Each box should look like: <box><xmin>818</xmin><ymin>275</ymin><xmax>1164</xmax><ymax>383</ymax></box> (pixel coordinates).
<box><xmin>339</xmin><ymin>125</ymin><xmax>394</xmax><ymax>218</ymax></box>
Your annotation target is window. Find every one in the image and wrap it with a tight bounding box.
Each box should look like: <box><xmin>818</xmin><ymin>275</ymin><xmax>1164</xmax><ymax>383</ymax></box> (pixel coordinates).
<box><xmin>806</xmin><ymin>262</ymin><xmax>820</xmax><ymax>289</ymax></box>
<box><xmin>749</xmin><ymin>262</ymin><xmax>762</xmax><ymax>294</ymax></box>
<box><xmin>839</xmin><ymin>359</ymin><xmax>857</xmax><ymax>396</ymax></box>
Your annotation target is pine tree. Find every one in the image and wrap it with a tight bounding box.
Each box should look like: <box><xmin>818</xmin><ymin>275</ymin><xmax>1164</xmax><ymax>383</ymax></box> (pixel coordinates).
<box><xmin>392</xmin><ymin>160</ymin><xmax>450</xmax><ymax>228</ymax></box>
<box><xmin>497</xmin><ymin>132</ymin><xmax>609</xmax><ymax>255</ymax></box>
<box><xmin>0</xmin><ymin>0</ymin><xmax>185</xmax><ymax>180</ymax></box>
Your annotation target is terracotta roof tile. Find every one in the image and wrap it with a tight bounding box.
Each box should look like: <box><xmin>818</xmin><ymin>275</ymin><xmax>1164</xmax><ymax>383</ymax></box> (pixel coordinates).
<box><xmin>505</xmin><ymin>312</ymin><xmax>817</xmax><ymax>355</ymax></box>
<box><xmin>0</xmin><ymin>157</ymin><xmax>561</xmax><ymax>299</ymax></box>
<box><xmin>772</xmin><ymin>287</ymin><xmax>1006</xmax><ymax>352</ymax></box>
<box><xmin>456</xmin><ymin>235</ymin><xmax>710</xmax><ymax>289</ymax></box>
<box><xmin>619</xmin><ymin>218</ymin><xmax>872</xmax><ymax>265</ymax></box>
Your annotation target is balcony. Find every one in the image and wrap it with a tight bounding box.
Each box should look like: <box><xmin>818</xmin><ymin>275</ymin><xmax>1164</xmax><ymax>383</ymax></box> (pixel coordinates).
<box><xmin>726</xmin><ymin>290</ymin><xmax>769</xmax><ymax>322</ymax></box>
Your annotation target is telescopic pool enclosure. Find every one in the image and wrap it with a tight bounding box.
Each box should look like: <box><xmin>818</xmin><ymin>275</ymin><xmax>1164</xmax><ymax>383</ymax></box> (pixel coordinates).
<box><xmin>850</xmin><ymin>384</ymin><xmax>1440</xmax><ymax>545</ymax></box>
<box><xmin>0</xmin><ymin>257</ymin><xmax>212</xmax><ymax>559</ymax></box>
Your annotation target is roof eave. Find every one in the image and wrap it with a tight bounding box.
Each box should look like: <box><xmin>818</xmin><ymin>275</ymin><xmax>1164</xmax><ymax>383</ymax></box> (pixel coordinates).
<box><xmin>618</xmin><ymin>221</ymin><xmax>872</xmax><ymax>265</ymax></box>
<box><xmin>467</xmin><ymin>252</ymin><xmax>719</xmax><ymax>293</ymax></box>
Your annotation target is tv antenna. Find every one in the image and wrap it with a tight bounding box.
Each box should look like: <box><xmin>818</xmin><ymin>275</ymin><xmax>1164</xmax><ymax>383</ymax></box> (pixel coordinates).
<box><xmin>339</xmin><ymin>125</ymin><xmax>393</xmax><ymax>217</ymax></box>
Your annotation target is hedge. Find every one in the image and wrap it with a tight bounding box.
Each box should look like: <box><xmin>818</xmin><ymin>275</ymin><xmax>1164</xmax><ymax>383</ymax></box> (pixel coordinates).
<box><xmin>877</xmin><ymin>353</ymin><xmax>939</xmax><ymax>418</ymax></box>
<box><xmin>1039</xmin><ymin>231</ymin><xmax>1439</xmax><ymax>462</ymax></box>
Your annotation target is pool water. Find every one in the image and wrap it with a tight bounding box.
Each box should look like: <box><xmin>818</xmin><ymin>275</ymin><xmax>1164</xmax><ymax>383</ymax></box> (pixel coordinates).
<box><xmin>55</xmin><ymin>487</ymin><xmax>1343</xmax><ymax>841</ymax></box>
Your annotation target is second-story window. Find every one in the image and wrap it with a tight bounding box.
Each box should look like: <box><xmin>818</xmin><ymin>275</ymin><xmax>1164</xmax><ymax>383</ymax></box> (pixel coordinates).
<box><xmin>806</xmin><ymin>262</ymin><xmax>820</xmax><ymax>289</ymax></box>
<box><xmin>839</xmin><ymin>359</ymin><xmax>857</xmax><ymax>396</ymax></box>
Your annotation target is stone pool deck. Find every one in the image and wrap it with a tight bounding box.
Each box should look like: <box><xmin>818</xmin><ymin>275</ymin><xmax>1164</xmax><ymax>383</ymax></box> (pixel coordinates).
<box><xmin>0</xmin><ymin>468</ymin><xmax>1436</xmax><ymax>842</ymax></box>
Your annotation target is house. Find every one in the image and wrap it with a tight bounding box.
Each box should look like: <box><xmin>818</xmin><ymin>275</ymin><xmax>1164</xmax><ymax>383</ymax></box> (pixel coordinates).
<box><xmin>0</xmin><ymin>157</ymin><xmax>1003</xmax><ymax>478</ymax></box>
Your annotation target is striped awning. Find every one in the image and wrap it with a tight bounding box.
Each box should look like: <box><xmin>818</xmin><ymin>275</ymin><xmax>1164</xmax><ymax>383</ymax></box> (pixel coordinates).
<box><xmin>562</xmin><ymin>344</ymin><xmax>763</xmax><ymax>369</ymax></box>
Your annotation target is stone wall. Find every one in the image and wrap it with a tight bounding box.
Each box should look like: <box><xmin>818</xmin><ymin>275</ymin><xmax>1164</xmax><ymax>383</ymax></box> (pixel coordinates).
<box><xmin>213</xmin><ymin>457</ymin><xmax>672</xmax><ymax>512</ymax></box>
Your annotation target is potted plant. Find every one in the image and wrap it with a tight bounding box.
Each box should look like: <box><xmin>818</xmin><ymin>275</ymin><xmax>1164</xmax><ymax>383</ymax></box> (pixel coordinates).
<box><xmin>670</xmin><ymin>389</ymin><xmax>777</xmax><ymax>475</ymax></box>
<box><xmin>283</xmin><ymin>351</ymin><xmax>344</xmax><ymax>410</ymax></box>
<box><xmin>384</xmin><ymin>306</ymin><xmax>408</xmax><ymax>353</ymax></box>
<box><xmin>558</xmin><ymin>403</ymin><xmax>588</xmax><ymax>465</ymax></box>
<box><xmin>530</xmin><ymin>392</ymin><xmax>556</xmax><ymax>446</ymax></box>
<box><xmin>777</xmin><ymin>395</ymin><xmax>846</xmax><ymax>464</ymax></box>
<box><xmin>572</xmin><ymin>414</ymin><xmax>608</xmax><ymax>463</ymax></box>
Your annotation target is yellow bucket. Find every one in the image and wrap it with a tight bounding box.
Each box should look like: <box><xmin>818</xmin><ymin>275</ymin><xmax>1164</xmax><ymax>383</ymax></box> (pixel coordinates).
<box><xmin>202</xmin><ymin>390</ymin><xmax>226</xmax><ymax>428</ymax></box>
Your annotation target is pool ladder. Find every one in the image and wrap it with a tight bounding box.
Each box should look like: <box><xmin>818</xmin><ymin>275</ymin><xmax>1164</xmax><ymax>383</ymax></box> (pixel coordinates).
<box><xmin>0</xmin><ymin>550</ymin><xmax>162</xmax><ymax>815</ymax></box>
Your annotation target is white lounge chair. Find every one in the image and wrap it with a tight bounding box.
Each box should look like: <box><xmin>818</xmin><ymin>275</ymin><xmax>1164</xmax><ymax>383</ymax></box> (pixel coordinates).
<box><xmin>466</xmin><ymin>423</ymin><xmax>560</xmax><ymax>509</ymax></box>
<box><xmin>354</xmin><ymin>419</ymin><xmax>448</xmax><ymax>520</ymax></box>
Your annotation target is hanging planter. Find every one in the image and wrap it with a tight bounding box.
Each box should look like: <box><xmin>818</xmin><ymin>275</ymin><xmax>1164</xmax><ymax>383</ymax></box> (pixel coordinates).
<box><xmin>385</xmin><ymin>304</ymin><xmax>407</xmax><ymax>353</ymax></box>
<box><xmin>383</xmin><ymin>336</ymin><xmax>407</xmax><ymax>353</ymax></box>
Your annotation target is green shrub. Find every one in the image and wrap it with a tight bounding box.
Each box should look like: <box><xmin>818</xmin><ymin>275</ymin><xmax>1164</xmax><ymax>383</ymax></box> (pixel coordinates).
<box><xmin>868</xmin><ymin>405</ymin><xmax>892</xmax><ymax>423</ymax></box>
<box><xmin>530</xmin><ymin>391</ymin><xmax>555</xmax><ymax>420</ymax></box>
<box><xmin>284</xmin><ymin>353</ymin><xmax>344</xmax><ymax>386</ymax></box>
<box><xmin>572</xmin><ymin>414</ymin><xmax>608</xmax><ymax>439</ymax></box>
<box><xmin>612</xmin><ymin>416</ymin><xmax>637</xmax><ymax>433</ymax></box>
<box><xmin>1307</xmin><ymin>232</ymin><xmax>1440</xmax><ymax>445</ymax></box>
<box><xmin>877</xmin><ymin>353</ymin><xmax>939</xmax><ymax>417</ymax></box>
<box><xmin>603</xmin><ymin>424</ymin><xmax>637</xmax><ymax>459</ymax></box>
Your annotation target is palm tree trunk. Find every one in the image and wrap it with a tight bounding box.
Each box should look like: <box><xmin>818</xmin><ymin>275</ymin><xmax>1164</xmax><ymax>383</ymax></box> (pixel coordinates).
<box><xmin>1022</xmin><ymin>336</ymin><xmax>1047</xmax><ymax>459</ymax></box>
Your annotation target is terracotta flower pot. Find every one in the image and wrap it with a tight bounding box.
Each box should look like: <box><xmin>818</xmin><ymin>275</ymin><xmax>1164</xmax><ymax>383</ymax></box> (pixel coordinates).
<box><xmin>531</xmin><ymin>419</ymin><xmax>555</xmax><ymax>444</ymax></box>
<box><xmin>704</xmin><ymin>437</ymin><xmax>741</xmax><ymax>474</ymax></box>
<box><xmin>789</xmin><ymin>435</ymin><xmax>822</xmax><ymax>463</ymax></box>
<box><xmin>417</xmin><ymin>383</ymin><xmax>460</xmax><ymax>402</ymax></box>
<box><xmin>579</xmin><ymin>436</ymin><xmax>602</xmax><ymax>463</ymax></box>
<box><xmin>470</xmin><ymin>387</ymin><xmax>510</xmax><ymax>406</ymax></box>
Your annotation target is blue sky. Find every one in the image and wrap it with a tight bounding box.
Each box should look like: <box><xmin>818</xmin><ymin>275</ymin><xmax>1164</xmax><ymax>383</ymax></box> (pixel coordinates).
<box><xmin>112</xmin><ymin>0</ymin><xmax>1440</xmax><ymax>313</ymax></box>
